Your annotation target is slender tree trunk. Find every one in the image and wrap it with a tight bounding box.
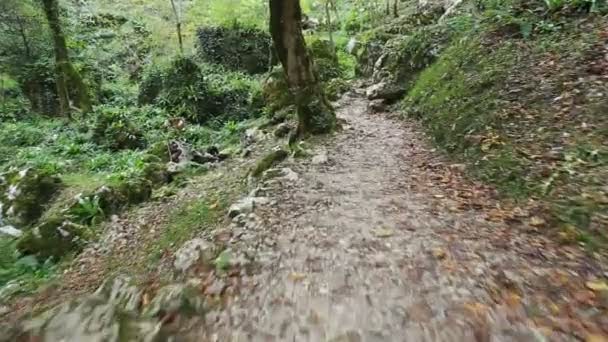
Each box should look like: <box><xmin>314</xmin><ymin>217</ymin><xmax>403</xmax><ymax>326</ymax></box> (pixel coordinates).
<box><xmin>269</xmin><ymin>0</ymin><xmax>335</xmax><ymax>136</ymax></box>
<box><xmin>16</xmin><ymin>17</ymin><xmax>32</xmax><ymax>59</ymax></box>
<box><xmin>170</xmin><ymin>0</ymin><xmax>184</xmax><ymax>53</ymax></box>
<box><xmin>393</xmin><ymin>0</ymin><xmax>399</xmax><ymax>17</ymax></box>
<box><xmin>41</xmin><ymin>0</ymin><xmax>91</xmax><ymax>116</ymax></box>
<box><xmin>325</xmin><ymin>2</ymin><xmax>335</xmax><ymax>51</ymax></box>
<box><xmin>386</xmin><ymin>0</ymin><xmax>390</xmax><ymax>15</ymax></box>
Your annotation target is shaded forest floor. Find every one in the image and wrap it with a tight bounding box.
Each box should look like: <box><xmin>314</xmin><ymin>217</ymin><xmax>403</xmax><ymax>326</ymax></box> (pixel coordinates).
<box><xmin>4</xmin><ymin>89</ymin><xmax>608</xmax><ymax>341</ymax></box>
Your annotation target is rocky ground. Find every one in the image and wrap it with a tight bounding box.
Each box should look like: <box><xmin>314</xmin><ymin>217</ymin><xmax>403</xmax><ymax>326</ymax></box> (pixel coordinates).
<box><xmin>3</xmin><ymin>90</ymin><xmax>608</xmax><ymax>341</ymax></box>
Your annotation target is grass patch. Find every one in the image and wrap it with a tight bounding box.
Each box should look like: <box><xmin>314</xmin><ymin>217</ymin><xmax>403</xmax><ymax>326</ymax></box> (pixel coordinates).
<box><xmin>146</xmin><ymin>192</ymin><xmax>229</xmax><ymax>264</ymax></box>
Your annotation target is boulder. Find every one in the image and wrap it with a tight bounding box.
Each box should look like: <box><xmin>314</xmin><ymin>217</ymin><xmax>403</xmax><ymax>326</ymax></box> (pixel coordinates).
<box><xmin>274</xmin><ymin>123</ymin><xmax>293</xmax><ymax>138</ymax></box>
<box><xmin>368</xmin><ymin>99</ymin><xmax>387</xmax><ymax>113</ymax></box>
<box><xmin>173</xmin><ymin>238</ymin><xmax>215</xmax><ymax>272</ymax></box>
<box><xmin>0</xmin><ymin>168</ymin><xmax>62</xmax><ymax>230</ymax></box>
<box><xmin>16</xmin><ymin>217</ymin><xmax>91</xmax><ymax>260</ymax></box>
<box><xmin>9</xmin><ymin>277</ymin><xmax>206</xmax><ymax>341</ymax></box>
<box><xmin>228</xmin><ymin>197</ymin><xmax>255</xmax><ymax>218</ymax></box>
<box><xmin>366</xmin><ymin>82</ymin><xmax>406</xmax><ymax>102</ymax></box>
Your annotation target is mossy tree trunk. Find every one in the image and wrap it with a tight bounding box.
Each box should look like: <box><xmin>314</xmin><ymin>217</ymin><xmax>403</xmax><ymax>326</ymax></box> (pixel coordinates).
<box><xmin>41</xmin><ymin>0</ymin><xmax>91</xmax><ymax>116</ymax></box>
<box><xmin>269</xmin><ymin>0</ymin><xmax>335</xmax><ymax>136</ymax></box>
<box><xmin>393</xmin><ymin>0</ymin><xmax>399</xmax><ymax>17</ymax></box>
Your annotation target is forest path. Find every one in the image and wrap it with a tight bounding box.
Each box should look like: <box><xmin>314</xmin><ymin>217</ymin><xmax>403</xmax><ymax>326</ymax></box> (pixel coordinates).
<box><xmin>200</xmin><ymin>90</ymin><xmax>607</xmax><ymax>341</ymax></box>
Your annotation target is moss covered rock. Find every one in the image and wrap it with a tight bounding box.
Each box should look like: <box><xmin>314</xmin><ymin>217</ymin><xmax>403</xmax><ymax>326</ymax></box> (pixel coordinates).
<box><xmin>0</xmin><ymin>169</ymin><xmax>62</xmax><ymax>229</ymax></box>
<box><xmin>16</xmin><ymin>217</ymin><xmax>91</xmax><ymax>260</ymax></box>
<box><xmin>251</xmin><ymin>149</ymin><xmax>289</xmax><ymax>178</ymax></box>
<box><xmin>262</xmin><ymin>67</ymin><xmax>293</xmax><ymax>112</ymax></box>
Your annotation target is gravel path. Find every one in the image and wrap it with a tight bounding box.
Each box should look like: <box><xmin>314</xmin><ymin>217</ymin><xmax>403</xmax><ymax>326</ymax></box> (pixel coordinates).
<box><xmin>201</xmin><ymin>91</ymin><xmax>608</xmax><ymax>341</ymax></box>
<box><xmin>6</xmin><ymin>91</ymin><xmax>608</xmax><ymax>341</ymax></box>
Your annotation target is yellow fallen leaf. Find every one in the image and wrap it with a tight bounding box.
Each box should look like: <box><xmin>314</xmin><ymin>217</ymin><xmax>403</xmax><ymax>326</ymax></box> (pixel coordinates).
<box><xmin>432</xmin><ymin>248</ymin><xmax>447</xmax><ymax>260</ymax></box>
<box><xmin>374</xmin><ymin>228</ymin><xmax>394</xmax><ymax>238</ymax></box>
<box><xmin>529</xmin><ymin>216</ymin><xmax>546</xmax><ymax>227</ymax></box>
<box><xmin>586</xmin><ymin>334</ymin><xmax>608</xmax><ymax>342</ymax></box>
<box><xmin>288</xmin><ymin>272</ymin><xmax>306</xmax><ymax>282</ymax></box>
<box><xmin>586</xmin><ymin>280</ymin><xmax>608</xmax><ymax>292</ymax></box>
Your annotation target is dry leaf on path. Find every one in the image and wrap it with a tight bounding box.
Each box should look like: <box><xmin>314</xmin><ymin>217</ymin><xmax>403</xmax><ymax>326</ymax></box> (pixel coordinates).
<box><xmin>586</xmin><ymin>280</ymin><xmax>608</xmax><ymax>292</ymax></box>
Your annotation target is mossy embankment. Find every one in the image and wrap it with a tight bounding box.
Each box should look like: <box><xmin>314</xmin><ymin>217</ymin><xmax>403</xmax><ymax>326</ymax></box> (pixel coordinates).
<box><xmin>359</xmin><ymin>0</ymin><xmax>608</xmax><ymax>248</ymax></box>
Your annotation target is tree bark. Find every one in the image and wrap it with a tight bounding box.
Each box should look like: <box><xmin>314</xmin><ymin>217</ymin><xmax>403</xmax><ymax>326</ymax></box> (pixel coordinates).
<box><xmin>393</xmin><ymin>0</ymin><xmax>399</xmax><ymax>17</ymax></box>
<box><xmin>41</xmin><ymin>0</ymin><xmax>91</xmax><ymax>116</ymax></box>
<box><xmin>269</xmin><ymin>0</ymin><xmax>335</xmax><ymax>136</ymax></box>
<box><xmin>325</xmin><ymin>1</ymin><xmax>334</xmax><ymax>51</ymax></box>
<box><xmin>170</xmin><ymin>0</ymin><xmax>184</xmax><ymax>53</ymax></box>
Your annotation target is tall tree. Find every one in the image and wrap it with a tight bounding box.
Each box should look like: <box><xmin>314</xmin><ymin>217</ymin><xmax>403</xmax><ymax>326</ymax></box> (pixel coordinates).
<box><xmin>41</xmin><ymin>0</ymin><xmax>91</xmax><ymax>116</ymax></box>
<box><xmin>393</xmin><ymin>0</ymin><xmax>399</xmax><ymax>17</ymax></box>
<box><xmin>269</xmin><ymin>0</ymin><xmax>335</xmax><ymax>136</ymax></box>
<box><xmin>170</xmin><ymin>0</ymin><xmax>184</xmax><ymax>53</ymax></box>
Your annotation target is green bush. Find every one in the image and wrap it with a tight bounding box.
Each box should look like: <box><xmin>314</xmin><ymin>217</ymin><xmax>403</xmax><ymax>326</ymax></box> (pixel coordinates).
<box><xmin>197</xmin><ymin>25</ymin><xmax>275</xmax><ymax>74</ymax></box>
<box><xmin>139</xmin><ymin>56</ymin><xmax>264</xmax><ymax>124</ymax></box>
<box><xmin>92</xmin><ymin>106</ymin><xmax>146</xmax><ymax>151</ymax></box>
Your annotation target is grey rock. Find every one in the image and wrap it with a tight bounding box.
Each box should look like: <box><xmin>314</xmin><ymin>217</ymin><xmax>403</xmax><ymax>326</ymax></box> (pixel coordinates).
<box><xmin>274</xmin><ymin>123</ymin><xmax>292</xmax><ymax>138</ymax></box>
<box><xmin>281</xmin><ymin>168</ymin><xmax>299</xmax><ymax>182</ymax></box>
<box><xmin>312</xmin><ymin>151</ymin><xmax>329</xmax><ymax>165</ymax></box>
<box><xmin>0</xmin><ymin>225</ymin><xmax>21</xmax><ymax>237</ymax></box>
<box><xmin>368</xmin><ymin>99</ymin><xmax>386</xmax><ymax>113</ymax></box>
<box><xmin>174</xmin><ymin>238</ymin><xmax>215</xmax><ymax>272</ymax></box>
<box><xmin>366</xmin><ymin>82</ymin><xmax>406</xmax><ymax>101</ymax></box>
<box><xmin>228</xmin><ymin>197</ymin><xmax>255</xmax><ymax>218</ymax></box>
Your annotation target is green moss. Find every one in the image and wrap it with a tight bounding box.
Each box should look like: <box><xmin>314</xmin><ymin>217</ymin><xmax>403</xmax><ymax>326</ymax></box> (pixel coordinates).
<box><xmin>16</xmin><ymin>218</ymin><xmax>92</xmax><ymax>260</ymax></box>
<box><xmin>0</xmin><ymin>169</ymin><xmax>63</xmax><ymax>228</ymax></box>
<box><xmin>251</xmin><ymin>149</ymin><xmax>289</xmax><ymax>177</ymax></box>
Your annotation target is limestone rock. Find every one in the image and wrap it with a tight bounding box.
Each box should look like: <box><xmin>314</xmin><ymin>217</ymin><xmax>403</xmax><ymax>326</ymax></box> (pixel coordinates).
<box><xmin>366</xmin><ymin>82</ymin><xmax>406</xmax><ymax>102</ymax></box>
<box><xmin>228</xmin><ymin>197</ymin><xmax>255</xmax><ymax>218</ymax></box>
<box><xmin>274</xmin><ymin>123</ymin><xmax>293</xmax><ymax>138</ymax></box>
<box><xmin>312</xmin><ymin>150</ymin><xmax>329</xmax><ymax>165</ymax></box>
<box><xmin>368</xmin><ymin>99</ymin><xmax>387</xmax><ymax>113</ymax></box>
<box><xmin>173</xmin><ymin>238</ymin><xmax>215</xmax><ymax>272</ymax></box>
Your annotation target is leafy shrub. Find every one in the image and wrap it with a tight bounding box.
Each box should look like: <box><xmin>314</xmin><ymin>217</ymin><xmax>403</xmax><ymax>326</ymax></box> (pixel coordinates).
<box><xmin>139</xmin><ymin>56</ymin><xmax>264</xmax><ymax>124</ymax></box>
<box><xmin>92</xmin><ymin>106</ymin><xmax>146</xmax><ymax>151</ymax></box>
<box><xmin>197</xmin><ymin>25</ymin><xmax>275</xmax><ymax>74</ymax></box>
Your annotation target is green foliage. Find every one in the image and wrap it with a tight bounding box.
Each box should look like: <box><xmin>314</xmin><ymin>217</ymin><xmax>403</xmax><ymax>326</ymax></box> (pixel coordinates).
<box><xmin>197</xmin><ymin>25</ymin><xmax>275</xmax><ymax>74</ymax></box>
<box><xmin>139</xmin><ymin>56</ymin><xmax>264</xmax><ymax>124</ymax></box>
<box><xmin>92</xmin><ymin>106</ymin><xmax>146</xmax><ymax>151</ymax></box>
<box><xmin>69</xmin><ymin>195</ymin><xmax>105</xmax><ymax>225</ymax></box>
<box><xmin>0</xmin><ymin>237</ymin><xmax>57</xmax><ymax>299</ymax></box>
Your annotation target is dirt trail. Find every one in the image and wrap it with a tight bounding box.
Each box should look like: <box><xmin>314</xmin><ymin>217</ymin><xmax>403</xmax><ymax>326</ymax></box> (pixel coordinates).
<box><xmin>199</xmin><ymin>91</ymin><xmax>607</xmax><ymax>341</ymax></box>
<box><xmin>6</xmin><ymin>91</ymin><xmax>607</xmax><ymax>341</ymax></box>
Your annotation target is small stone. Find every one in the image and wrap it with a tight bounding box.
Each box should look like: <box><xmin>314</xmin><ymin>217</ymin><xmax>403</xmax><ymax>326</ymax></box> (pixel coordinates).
<box><xmin>368</xmin><ymin>99</ymin><xmax>386</xmax><ymax>113</ymax></box>
<box><xmin>312</xmin><ymin>151</ymin><xmax>329</xmax><ymax>165</ymax></box>
<box><xmin>281</xmin><ymin>168</ymin><xmax>299</xmax><ymax>182</ymax></box>
<box><xmin>274</xmin><ymin>123</ymin><xmax>292</xmax><ymax>138</ymax></box>
<box><xmin>228</xmin><ymin>197</ymin><xmax>255</xmax><ymax>218</ymax></box>
<box><xmin>173</xmin><ymin>238</ymin><xmax>214</xmax><ymax>272</ymax></box>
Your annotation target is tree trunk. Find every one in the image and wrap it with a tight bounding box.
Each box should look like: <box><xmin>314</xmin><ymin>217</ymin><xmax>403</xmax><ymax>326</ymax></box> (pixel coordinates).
<box><xmin>41</xmin><ymin>0</ymin><xmax>91</xmax><ymax>116</ymax></box>
<box><xmin>393</xmin><ymin>0</ymin><xmax>399</xmax><ymax>17</ymax></box>
<box><xmin>386</xmin><ymin>0</ymin><xmax>391</xmax><ymax>15</ymax></box>
<box><xmin>170</xmin><ymin>0</ymin><xmax>184</xmax><ymax>53</ymax></box>
<box><xmin>269</xmin><ymin>0</ymin><xmax>335</xmax><ymax>136</ymax></box>
<box><xmin>325</xmin><ymin>2</ymin><xmax>334</xmax><ymax>51</ymax></box>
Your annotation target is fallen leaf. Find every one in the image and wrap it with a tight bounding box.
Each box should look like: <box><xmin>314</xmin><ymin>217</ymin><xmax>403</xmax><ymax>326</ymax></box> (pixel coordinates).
<box><xmin>529</xmin><ymin>216</ymin><xmax>546</xmax><ymax>227</ymax></box>
<box><xmin>586</xmin><ymin>334</ymin><xmax>608</xmax><ymax>342</ymax></box>
<box><xmin>374</xmin><ymin>228</ymin><xmax>394</xmax><ymax>238</ymax></box>
<box><xmin>289</xmin><ymin>272</ymin><xmax>306</xmax><ymax>282</ymax></box>
<box><xmin>586</xmin><ymin>280</ymin><xmax>608</xmax><ymax>292</ymax></box>
<box><xmin>432</xmin><ymin>248</ymin><xmax>447</xmax><ymax>260</ymax></box>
